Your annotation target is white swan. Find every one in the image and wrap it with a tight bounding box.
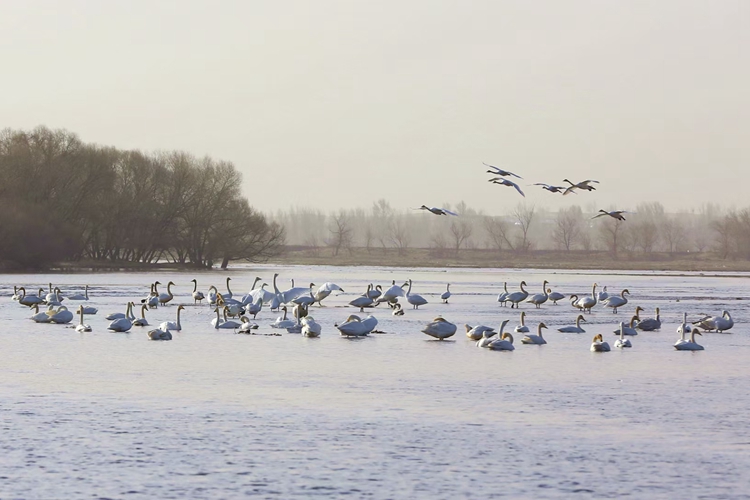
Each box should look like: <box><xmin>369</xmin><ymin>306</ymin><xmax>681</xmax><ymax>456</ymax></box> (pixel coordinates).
<box><xmin>160</xmin><ymin>304</ymin><xmax>184</xmax><ymax>331</ymax></box>
<box><xmin>380</xmin><ymin>280</ymin><xmax>407</xmax><ymax>304</ymax></box>
<box><xmin>132</xmin><ymin>304</ymin><xmax>150</xmax><ymax>327</ymax></box>
<box><xmin>418</xmin><ymin>205</ymin><xmax>458</xmax><ymax>216</ymax></box>
<box><xmin>350</xmin><ymin>284</ymin><xmax>376</xmax><ymax>311</ymax></box>
<box><xmin>366</xmin><ymin>284</ymin><xmax>383</xmax><ymax>300</ymax></box>
<box><xmin>106</xmin><ymin>301</ymin><xmax>135</xmax><ymax>321</ymax></box>
<box><xmin>213</xmin><ymin>307</ymin><xmax>242</xmax><ymax>330</ymax></box>
<box><xmin>301</xmin><ymin>316</ymin><xmax>322</xmax><ymax>337</ymax></box>
<box><xmin>522</xmin><ymin>322</ymin><xmax>547</xmax><ymax>345</ymax></box>
<box><xmin>506</xmin><ymin>281</ymin><xmax>529</xmax><ymax>309</ymax></box>
<box><xmin>405</xmin><ymin>279</ymin><xmax>428</xmax><ymax>309</ymax></box>
<box><xmin>675</xmin><ymin>313</ymin><xmax>690</xmax><ymax>347</ymax></box>
<box><xmin>147</xmin><ymin>327</ymin><xmax>172</xmax><ymax>340</ymax></box>
<box><xmin>526</xmin><ymin>280</ymin><xmax>549</xmax><ymax>308</ymax></box>
<box><xmin>191</xmin><ymin>279</ymin><xmax>205</xmax><ymax>305</ymax></box>
<box><xmin>270</xmin><ymin>306</ymin><xmax>297</xmax><ymax>329</ymax></box>
<box><xmin>45</xmin><ymin>284</ymin><xmax>63</xmax><ymax>305</ymax></box>
<box><xmin>81</xmin><ymin>305</ymin><xmax>98</xmax><ymax>315</ymax></box>
<box><xmin>223</xmin><ymin>277</ymin><xmax>235</xmax><ymax>300</ymax></box>
<box><xmin>142</xmin><ymin>283</ymin><xmax>159</xmax><ymax>308</ymax></box>
<box><xmin>675</xmin><ymin>327</ymin><xmax>704</xmax><ymax>351</ymax></box>
<box><xmin>421</xmin><ymin>317</ymin><xmax>457</xmax><ymax>340</ymax></box>
<box><xmin>477</xmin><ymin>320</ymin><xmax>507</xmax><ymax>348</ymax></box>
<box><xmin>441</xmin><ymin>284</ymin><xmax>451</xmax><ymax>304</ymax></box>
<box><xmin>66</xmin><ymin>285</ymin><xmax>90</xmax><ymax>301</ymax></box>
<box><xmin>547</xmin><ymin>288</ymin><xmax>565</xmax><ymax>305</ymax></box>
<box><xmin>156</xmin><ymin>281</ymin><xmax>175</xmax><ymax>306</ymax></box>
<box><xmin>597</xmin><ymin>285</ymin><xmax>609</xmax><ymax>302</ymax></box>
<box><xmin>497</xmin><ymin>282</ymin><xmax>510</xmax><ymax>306</ymax></box>
<box><xmin>613</xmin><ymin>315</ymin><xmax>639</xmax><ymax>336</ymax></box>
<box><xmin>693</xmin><ymin>310</ymin><xmax>733</xmax><ymax>333</ymax></box>
<box><xmin>590</xmin><ymin>333</ymin><xmax>610</xmax><ymax>352</ymax></box>
<box><xmin>569</xmin><ymin>294</ymin><xmax>584</xmax><ymax>311</ymax></box>
<box><xmin>465</xmin><ymin>323</ymin><xmax>495</xmax><ymax>341</ymax></box>
<box><xmin>336</xmin><ymin>314</ymin><xmax>378</xmax><ymax>337</ymax></box>
<box><xmin>75</xmin><ymin>305</ymin><xmax>92</xmax><ymax>332</ymax></box>
<box><xmin>12</xmin><ymin>285</ymin><xmax>21</xmax><ymax>301</ymax></box>
<box><xmin>18</xmin><ymin>287</ymin><xmax>45</xmax><ymax>307</ymax></box>
<box><xmin>557</xmin><ymin>314</ymin><xmax>587</xmax><ymax>333</ymax></box>
<box><xmin>292</xmin><ymin>283</ymin><xmax>317</xmax><ymax>307</ymax></box>
<box><xmin>108</xmin><ymin>303</ymin><xmax>134</xmax><ymax>332</ymax></box>
<box><xmin>30</xmin><ymin>304</ymin><xmax>53</xmax><ymax>323</ymax></box>
<box><xmin>488</xmin><ymin>332</ymin><xmax>515</xmax><ymax>351</ymax></box>
<box><xmin>636</xmin><ymin>307</ymin><xmax>661</xmax><ymax>331</ymax></box>
<box><xmin>314</xmin><ymin>282</ymin><xmax>345</xmax><ymax>304</ymax></box>
<box><xmin>208</xmin><ymin>285</ymin><xmax>219</xmax><ymax>306</ymax></box>
<box><xmin>248</xmin><ymin>282</ymin><xmax>275</xmax><ymax>305</ymax></box>
<box><xmin>614</xmin><ymin>322</ymin><xmax>632</xmax><ymax>348</ymax></box>
<box><xmin>237</xmin><ymin>316</ymin><xmax>260</xmax><ymax>333</ymax></box>
<box><xmin>577</xmin><ymin>283</ymin><xmax>598</xmax><ymax>313</ymax></box>
<box><xmin>514</xmin><ymin>311</ymin><xmax>530</xmax><ymax>333</ymax></box>
<box><xmin>601</xmin><ymin>288</ymin><xmax>630</xmax><ymax>313</ymax></box>
<box><xmin>245</xmin><ymin>296</ymin><xmax>263</xmax><ymax>318</ymax></box>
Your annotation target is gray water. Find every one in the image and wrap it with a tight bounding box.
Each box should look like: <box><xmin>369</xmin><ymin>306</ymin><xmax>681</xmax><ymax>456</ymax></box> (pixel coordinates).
<box><xmin>2</xmin><ymin>265</ymin><xmax>749</xmax><ymax>499</ymax></box>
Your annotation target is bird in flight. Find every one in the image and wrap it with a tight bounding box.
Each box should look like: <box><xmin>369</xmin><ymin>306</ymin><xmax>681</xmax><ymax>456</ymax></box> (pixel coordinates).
<box><xmin>592</xmin><ymin>210</ymin><xmax>628</xmax><ymax>221</ymax></box>
<box><xmin>562</xmin><ymin>179</ymin><xmax>599</xmax><ymax>195</ymax></box>
<box><xmin>483</xmin><ymin>162</ymin><xmax>522</xmax><ymax>179</ymax></box>
<box><xmin>533</xmin><ymin>183</ymin><xmax>568</xmax><ymax>194</ymax></box>
<box><xmin>489</xmin><ymin>178</ymin><xmax>525</xmax><ymax>197</ymax></box>
<box><xmin>418</xmin><ymin>205</ymin><xmax>458</xmax><ymax>216</ymax></box>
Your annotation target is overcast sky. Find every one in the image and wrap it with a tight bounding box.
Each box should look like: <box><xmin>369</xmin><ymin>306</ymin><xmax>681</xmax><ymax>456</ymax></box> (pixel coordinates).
<box><xmin>2</xmin><ymin>0</ymin><xmax>748</xmax><ymax>215</ymax></box>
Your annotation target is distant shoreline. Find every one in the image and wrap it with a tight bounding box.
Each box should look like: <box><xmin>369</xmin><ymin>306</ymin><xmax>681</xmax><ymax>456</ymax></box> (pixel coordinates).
<box><xmin>3</xmin><ymin>248</ymin><xmax>750</xmax><ymax>274</ymax></box>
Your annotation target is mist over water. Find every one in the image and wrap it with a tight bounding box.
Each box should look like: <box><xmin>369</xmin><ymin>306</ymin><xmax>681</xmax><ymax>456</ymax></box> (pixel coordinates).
<box><xmin>2</xmin><ymin>265</ymin><xmax>749</xmax><ymax>498</ymax></box>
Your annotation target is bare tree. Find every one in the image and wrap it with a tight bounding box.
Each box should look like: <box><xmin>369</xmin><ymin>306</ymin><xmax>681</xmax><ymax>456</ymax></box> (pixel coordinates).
<box><xmin>390</xmin><ymin>216</ymin><xmax>411</xmax><ymax>255</ymax></box>
<box><xmin>552</xmin><ymin>206</ymin><xmax>582</xmax><ymax>251</ymax></box>
<box><xmin>512</xmin><ymin>203</ymin><xmax>536</xmax><ymax>252</ymax></box>
<box><xmin>596</xmin><ymin>218</ymin><xmax>625</xmax><ymax>257</ymax></box>
<box><xmin>328</xmin><ymin>211</ymin><xmax>354</xmax><ymax>256</ymax></box>
<box><xmin>429</xmin><ymin>231</ymin><xmax>449</xmax><ymax>257</ymax></box>
<box><xmin>635</xmin><ymin>220</ymin><xmax>659</xmax><ymax>254</ymax></box>
<box><xmin>661</xmin><ymin>218</ymin><xmax>686</xmax><ymax>254</ymax></box>
<box><xmin>372</xmin><ymin>198</ymin><xmax>394</xmax><ymax>252</ymax></box>
<box><xmin>482</xmin><ymin>216</ymin><xmax>514</xmax><ymax>251</ymax></box>
<box><xmin>449</xmin><ymin>219</ymin><xmax>473</xmax><ymax>256</ymax></box>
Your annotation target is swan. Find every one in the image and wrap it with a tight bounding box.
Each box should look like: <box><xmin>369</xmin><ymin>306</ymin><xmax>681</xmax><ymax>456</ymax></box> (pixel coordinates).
<box><xmin>12</xmin><ymin>286</ymin><xmax>21</xmax><ymax>301</ymax></box>
<box><xmin>213</xmin><ymin>307</ymin><xmax>242</xmax><ymax>330</ymax></box>
<box><xmin>237</xmin><ymin>316</ymin><xmax>259</xmax><ymax>333</ymax></box>
<box><xmin>488</xmin><ymin>332</ymin><xmax>515</xmax><ymax>351</ymax></box>
<box><xmin>208</xmin><ymin>285</ymin><xmax>219</xmax><ymax>305</ymax></box>
<box><xmin>488</xmin><ymin>177</ymin><xmax>525</xmax><ymax>197</ymax></box>
<box><xmin>521</xmin><ymin>322</ymin><xmax>548</xmax><ymax>345</ymax></box>
<box><xmin>636</xmin><ymin>307</ymin><xmax>661</xmax><ymax>331</ymax></box>
<box><xmin>380</xmin><ymin>280</ymin><xmax>407</xmax><ymax>304</ymax></box>
<box><xmin>514</xmin><ymin>311</ymin><xmax>530</xmax><ymax>333</ymax></box>
<box><xmin>147</xmin><ymin>327</ymin><xmax>172</xmax><ymax>340</ymax></box>
<box><xmin>75</xmin><ymin>305</ymin><xmax>92</xmax><ymax>332</ymax></box>
<box><xmin>405</xmin><ymin>279</ymin><xmax>428</xmax><ymax>309</ymax></box>
<box><xmin>191</xmin><ymin>279</ymin><xmax>205</xmax><ymax>305</ymax></box>
<box><xmin>160</xmin><ymin>304</ymin><xmax>184</xmax><ymax>331</ymax></box>
<box><xmin>562</xmin><ymin>179</ymin><xmax>599</xmax><ymax>196</ymax></box>
<box><xmin>245</xmin><ymin>296</ymin><xmax>263</xmax><ymax>318</ymax></box>
<box><xmin>569</xmin><ymin>294</ymin><xmax>584</xmax><ymax>311</ymax></box>
<box><xmin>350</xmin><ymin>285</ymin><xmax>376</xmax><ymax>311</ymax></box>
<box><xmin>418</xmin><ymin>205</ymin><xmax>458</xmax><ymax>216</ymax></box>
<box><xmin>239</xmin><ymin>277</ymin><xmax>262</xmax><ymax>304</ymax></box>
<box><xmin>675</xmin><ymin>313</ymin><xmax>691</xmax><ymax>347</ymax></box>
<box><xmin>301</xmin><ymin>316</ymin><xmax>322</xmax><ymax>337</ymax></box>
<box><xmin>547</xmin><ymin>288</ymin><xmax>565</xmax><ymax>304</ymax></box>
<box><xmin>483</xmin><ymin>162</ymin><xmax>523</xmax><ymax>179</ymax></box>
<box><xmin>81</xmin><ymin>305</ymin><xmax>98</xmax><ymax>315</ymax></box>
<box><xmin>18</xmin><ymin>287</ymin><xmax>45</xmax><ymax>307</ymax></box>
<box><xmin>506</xmin><ymin>281</ymin><xmax>529</xmax><ymax>309</ymax></box>
<box><xmin>366</xmin><ymin>284</ymin><xmax>383</xmax><ymax>300</ymax></box>
<box><xmin>281</xmin><ymin>278</ymin><xmax>315</xmax><ymax>304</ymax></box>
<box><xmin>693</xmin><ymin>310</ymin><xmax>733</xmax><ymax>333</ymax></box>
<box><xmin>156</xmin><ymin>281</ymin><xmax>175</xmax><ymax>306</ymax></box>
<box><xmin>223</xmin><ymin>277</ymin><xmax>235</xmax><ymax>300</ymax></box>
<box><xmin>533</xmin><ymin>183</ymin><xmax>566</xmax><ymax>193</ymax></box>
<box><xmin>477</xmin><ymin>320</ymin><xmax>506</xmax><ymax>348</ymax></box>
<box><xmin>601</xmin><ymin>289</ymin><xmax>630</xmax><ymax>313</ymax></box>
<box><xmin>590</xmin><ymin>333</ymin><xmax>610</xmax><ymax>352</ymax></box>
<box><xmin>675</xmin><ymin>327</ymin><xmax>704</xmax><ymax>351</ymax></box>
<box><xmin>248</xmin><ymin>283</ymin><xmax>275</xmax><ymax>305</ymax></box>
<box><xmin>422</xmin><ymin>317</ymin><xmax>457</xmax><ymax>340</ymax></box>
<box><xmin>592</xmin><ymin>210</ymin><xmax>628</xmax><ymax>221</ymax></box>
<box><xmin>106</xmin><ymin>302</ymin><xmax>136</xmax><ymax>321</ymax></box>
<box><xmin>465</xmin><ymin>323</ymin><xmax>496</xmax><ymax>341</ymax></box>
<box><xmin>292</xmin><ymin>283</ymin><xmax>317</xmax><ymax>306</ymax></box>
<box><xmin>612</xmin><ymin>315</ymin><xmax>639</xmax><ymax>336</ymax></box>
<box><xmin>66</xmin><ymin>285</ymin><xmax>90</xmax><ymax>301</ymax></box>
<box><xmin>270</xmin><ymin>306</ymin><xmax>297</xmax><ymax>329</ymax></box>
<box><xmin>336</xmin><ymin>314</ymin><xmax>378</xmax><ymax>337</ymax></box>
<box><xmin>557</xmin><ymin>314</ymin><xmax>587</xmax><ymax>333</ymax></box>
<box><xmin>526</xmin><ymin>280</ymin><xmax>549</xmax><ymax>308</ymax></box>
<box><xmin>30</xmin><ymin>304</ymin><xmax>53</xmax><ymax>323</ymax></box>
<box><xmin>142</xmin><ymin>283</ymin><xmax>159</xmax><ymax>308</ymax></box>
<box><xmin>108</xmin><ymin>303</ymin><xmax>134</xmax><ymax>332</ymax></box>
<box><xmin>441</xmin><ymin>284</ymin><xmax>451</xmax><ymax>304</ymax></box>
<box><xmin>497</xmin><ymin>282</ymin><xmax>510</xmax><ymax>306</ymax></box>
<box><xmin>313</xmin><ymin>282</ymin><xmax>345</xmax><ymax>304</ymax></box>
<box><xmin>217</xmin><ymin>295</ymin><xmax>245</xmax><ymax>317</ymax></box>
<box><xmin>132</xmin><ymin>304</ymin><xmax>150</xmax><ymax>327</ymax></box>
<box><xmin>614</xmin><ymin>322</ymin><xmax>632</xmax><ymax>348</ymax></box>
<box><xmin>577</xmin><ymin>283</ymin><xmax>598</xmax><ymax>313</ymax></box>
<box><xmin>597</xmin><ymin>286</ymin><xmax>609</xmax><ymax>302</ymax></box>
<box><xmin>45</xmin><ymin>284</ymin><xmax>64</xmax><ymax>305</ymax></box>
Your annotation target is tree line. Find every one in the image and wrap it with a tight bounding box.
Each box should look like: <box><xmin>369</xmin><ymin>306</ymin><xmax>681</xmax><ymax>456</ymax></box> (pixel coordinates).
<box><xmin>271</xmin><ymin>199</ymin><xmax>750</xmax><ymax>260</ymax></box>
<box><xmin>0</xmin><ymin>126</ymin><xmax>284</xmax><ymax>269</ymax></box>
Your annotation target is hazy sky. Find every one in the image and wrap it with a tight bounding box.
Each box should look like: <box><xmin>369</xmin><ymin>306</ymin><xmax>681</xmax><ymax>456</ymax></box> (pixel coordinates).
<box><xmin>2</xmin><ymin>0</ymin><xmax>748</xmax><ymax>215</ymax></box>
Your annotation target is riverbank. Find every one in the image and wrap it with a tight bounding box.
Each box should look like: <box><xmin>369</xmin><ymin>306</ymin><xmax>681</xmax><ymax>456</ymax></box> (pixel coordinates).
<box><xmin>266</xmin><ymin>247</ymin><xmax>750</xmax><ymax>273</ymax></box>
